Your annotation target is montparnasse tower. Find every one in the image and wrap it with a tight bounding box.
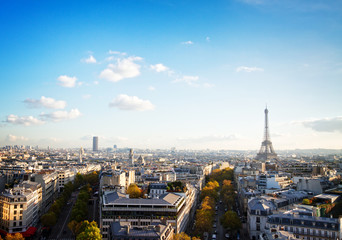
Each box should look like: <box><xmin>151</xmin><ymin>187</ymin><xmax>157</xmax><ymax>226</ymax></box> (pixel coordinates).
<box><xmin>256</xmin><ymin>107</ymin><xmax>278</xmax><ymax>160</ymax></box>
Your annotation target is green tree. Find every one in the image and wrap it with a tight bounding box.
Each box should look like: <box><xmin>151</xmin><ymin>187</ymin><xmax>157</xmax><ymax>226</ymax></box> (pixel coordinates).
<box><xmin>127</xmin><ymin>184</ymin><xmax>141</xmax><ymax>198</ymax></box>
<box><xmin>76</xmin><ymin>221</ymin><xmax>102</xmax><ymax>240</ymax></box>
<box><xmin>41</xmin><ymin>212</ymin><xmax>57</xmax><ymax>227</ymax></box>
<box><xmin>220</xmin><ymin>210</ymin><xmax>241</xmax><ymax>231</ymax></box>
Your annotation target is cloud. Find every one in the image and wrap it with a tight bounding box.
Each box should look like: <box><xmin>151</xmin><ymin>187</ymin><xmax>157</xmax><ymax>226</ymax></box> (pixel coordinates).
<box><xmin>99</xmin><ymin>57</ymin><xmax>142</xmax><ymax>82</ymax></box>
<box><xmin>178</xmin><ymin>134</ymin><xmax>238</xmax><ymax>143</ymax></box>
<box><xmin>236</xmin><ymin>66</ymin><xmax>264</xmax><ymax>73</ymax></box>
<box><xmin>24</xmin><ymin>96</ymin><xmax>66</xmax><ymax>109</ymax></box>
<box><xmin>108</xmin><ymin>50</ymin><xmax>127</xmax><ymax>56</ymax></box>
<box><xmin>148</xmin><ymin>86</ymin><xmax>156</xmax><ymax>91</ymax></box>
<box><xmin>57</xmin><ymin>75</ymin><xmax>78</xmax><ymax>88</ymax></box>
<box><xmin>6</xmin><ymin>134</ymin><xmax>28</xmax><ymax>142</ymax></box>
<box><xmin>173</xmin><ymin>75</ymin><xmax>199</xmax><ymax>86</ymax></box>
<box><xmin>40</xmin><ymin>109</ymin><xmax>82</xmax><ymax>121</ymax></box>
<box><xmin>150</xmin><ymin>63</ymin><xmax>169</xmax><ymax>73</ymax></box>
<box><xmin>81</xmin><ymin>55</ymin><xmax>97</xmax><ymax>63</ymax></box>
<box><xmin>301</xmin><ymin>116</ymin><xmax>342</xmax><ymax>133</ymax></box>
<box><xmin>206</xmin><ymin>36</ymin><xmax>210</xmax><ymax>42</ymax></box>
<box><xmin>6</xmin><ymin>115</ymin><xmax>45</xmax><ymax>126</ymax></box>
<box><xmin>181</xmin><ymin>41</ymin><xmax>194</xmax><ymax>45</ymax></box>
<box><xmin>109</xmin><ymin>94</ymin><xmax>155</xmax><ymax>111</ymax></box>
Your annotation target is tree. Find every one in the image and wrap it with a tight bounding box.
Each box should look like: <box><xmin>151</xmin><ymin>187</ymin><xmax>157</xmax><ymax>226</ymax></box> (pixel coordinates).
<box><xmin>68</xmin><ymin>220</ymin><xmax>80</xmax><ymax>236</ymax></box>
<box><xmin>173</xmin><ymin>232</ymin><xmax>191</xmax><ymax>240</ymax></box>
<box><xmin>76</xmin><ymin>221</ymin><xmax>102</xmax><ymax>240</ymax></box>
<box><xmin>127</xmin><ymin>184</ymin><xmax>141</xmax><ymax>198</ymax></box>
<box><xmin>41</xmin><ymin>211</ymin><xmax>57</xmax><ymax>227</ymax></box>
<box><xmin>302</xmin><ymin>199</ymin><xmax>312</xmax><ymax>205</ymax></box>
<box><xmin>220</xmin><ymin>210</ymin><xmax>241</xmax><ymax>231</ymax></box>
<box><xmin>5</xmin><ymin>233</ymin><xmax>24</xmax><ymax>240</ymax></box>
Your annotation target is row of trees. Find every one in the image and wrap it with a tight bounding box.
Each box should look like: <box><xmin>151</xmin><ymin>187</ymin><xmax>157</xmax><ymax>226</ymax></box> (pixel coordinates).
<box><xmin>218</xmin><ymin>171</ymin><xmax>241</xmax><ymax>233</ymax></box>
<box><xmin>68</xmin><ymin>172</ymin><xmax>101</xmax><ymax>239</ymax></box>
<box><xmin>41</xmin><ymin>181</ymin><xmax>74</xmax><ymax>227</ymax></box>
<box><xmin>173</xmin><ymin>232</ymin><xmax>200</xmax><ymax>240</ymax></box>
<box><xmin>193</xmin><ymin>180</ymin><xmax>220</xmax><ymax>237</ymax></box>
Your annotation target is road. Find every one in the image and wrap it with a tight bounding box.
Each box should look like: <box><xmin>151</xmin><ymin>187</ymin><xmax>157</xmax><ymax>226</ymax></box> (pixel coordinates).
<box><xmin>211</xmin><ymin>198</ymin><xmax>249</xmax><ymax>240</ymax></box>
<box><xmin>47</xmin><ymin>191</ymin><xmax>79</xmax><ymax>240</ymax></box>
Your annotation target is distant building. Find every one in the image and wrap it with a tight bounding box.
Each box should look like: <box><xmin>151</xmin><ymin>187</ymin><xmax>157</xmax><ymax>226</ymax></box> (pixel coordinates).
<box><xmin>93</xmin><ymin>136</ymin><xmax>99</xmax><ymax>152</ymax></box>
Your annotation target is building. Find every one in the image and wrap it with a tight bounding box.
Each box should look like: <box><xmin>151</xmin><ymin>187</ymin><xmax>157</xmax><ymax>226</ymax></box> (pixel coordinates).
<box><xmin>109</xmin><ymin>222</ymin><xmax>174</xmax><ymax>240</ymax></box>
<box><xmin>100</xmin><ymin>170</ymin><xmax>126</xmax><ymax>191</ymax></box>
<box><xmin>57</xmin><ymin>169</ymin><xmax>75</xmax><ymax>192</ymax></box>
<box><xmin>149</xmin><ymin>183</ymin><xmax>167</xmax><ymax>199</ymax></box>
<box><xmin>267</xmin><ymin>209</ymin><xmax>341</xmax><ymax>240</ymax></box>
<box><xmin>30</xmin><ymin>171</ymin><xmax>58</xmax><ymax>213</ymax></box>
<box><xmin>93</xmin><ymin>136</ymin><xmax>99</xmax><ymax>152</ymax></box>
<box><xmin>100</xmin><ymin>188</ymin><xmax>196</xmax><ymax>240</ymax></box>
<box><xmin>247</xmin><ymin>198</ymin><xmax>277</xmax><ymax>240</ymax></box>
<box><xmin>0</xmin><ymin>181</ymin><xmax>42</xmax><ymax>235</ymax></box>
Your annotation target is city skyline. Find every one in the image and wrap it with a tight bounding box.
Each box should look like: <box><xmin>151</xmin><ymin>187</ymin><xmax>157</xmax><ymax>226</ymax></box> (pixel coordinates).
<box><xmin>1</xmin><ymin>0</ymin><xmax>342</xmax><ymax>150</ymax></box>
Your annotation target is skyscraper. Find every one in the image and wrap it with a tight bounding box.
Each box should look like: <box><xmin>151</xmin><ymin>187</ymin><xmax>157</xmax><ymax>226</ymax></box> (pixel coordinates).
<box><xmin>93</xmin><ymin>136</ymin><xmax>99</xmax><ymax>151</ymax></box>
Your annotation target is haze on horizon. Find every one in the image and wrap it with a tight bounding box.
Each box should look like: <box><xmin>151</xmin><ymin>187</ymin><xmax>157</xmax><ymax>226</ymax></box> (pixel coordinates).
<box><xmin>0</xmin><ymin>0</ymin><xmax>341</xmax><ymax>150</ymax></box>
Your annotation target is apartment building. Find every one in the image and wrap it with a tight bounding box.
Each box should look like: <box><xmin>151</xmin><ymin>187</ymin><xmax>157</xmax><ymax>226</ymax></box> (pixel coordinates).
<box><xmin>0</xmin><ymin>181</ymin><xmax>42</xmax><ymax>234</ymax></box>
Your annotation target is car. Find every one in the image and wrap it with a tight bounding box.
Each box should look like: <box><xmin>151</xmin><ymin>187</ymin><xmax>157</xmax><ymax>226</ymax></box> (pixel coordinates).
<box><xmin>225</xmin><ymin>233</ymin><xmax>230</xmax><ymax>238</ymax></box>
<box><xmin>214</xmin><ymin>229</ymin><xmax>217</xmax><ymax>234</ymax></box>
<box><xmin>219</xmin><ymin>200</ymin><xmax>222</xmax><ymax>204</ymax></box>
<box><xmin>212</xmin><ymin>234</ymin><xmax>217</xmax><ymax>239</ymax></box>
<box><xmin>213</xmin><ymin>223</ymin><xmax>217</xmax><ymax>228</ymax></box>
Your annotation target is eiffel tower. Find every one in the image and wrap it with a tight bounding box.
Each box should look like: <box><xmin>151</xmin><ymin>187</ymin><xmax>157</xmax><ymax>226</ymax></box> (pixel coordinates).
<box><xmin>256</xmin><ymin>107</ymin><xmax>278</xmax><ymax>160</ymax></box>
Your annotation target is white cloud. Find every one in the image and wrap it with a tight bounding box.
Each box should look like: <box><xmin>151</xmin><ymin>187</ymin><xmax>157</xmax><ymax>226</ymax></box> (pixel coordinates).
<box><xmin>150</xmin><ymin>63</ymin><xmax>169</xmax><ymax>72</ymax></box>
<box><xmin>173</xmin><ymin>75</ymin><xmax>199</xmax><ymax>86</ymax></box>
<box><xmin>6</xmin><ymin>115</ymin><xmax>45</xmax><ymax>126</ymax></box>
<box><xmin>94</xmin><ymin>81</ymin><xmax>99</xmax><ymax>85</ymax></box>
<box><xmin>6</xmin><ymin>134</ymin><xmax>28</xmax><ymax>142</ymax></box>
<box><xmin>81</xmin><ymin>55</ymin><xmax>97</xmax><ymax>63</ymax></box>
<box><xmin>148</xmin><ymin>86</ymin><xmax>156</xmax><ymax>91</ymax></box>
<box><xmin>236</xmin><ymin>66</ymin><xmax>264</xmax><ymax>72</ymax></box>
<box><xmin>206</xmin><ymin>36</ymin><xmax>210</xmax><ymax>42</ymax></box>
<box><xmin>300</xmin><ymin>116</ymin><xmax>342</xmax><ymax>133</ymax></box>
<box><xmin>108</xmin><ymin>50</ymin><xmax>127</xmax><ymax>55</ymax></box>
<box><xmin>181</xmin><ymin>40</ymin><xmax>194</xmax><ymax>45</ymax></box>
<box><xmin>24</xmin><ymin>96</ymin><xmax>66</xmax><ymax>109</ymax></box>
<box><xmin>109</xmin><ymin>94</ymin><xmax>155</xmax><ymax>111</ymax></box>
<box><xmin>40</xmin><ymin>109</ymin><xmax>82</xmax><ymax>121</ymax></box>
<box><xmin>57</xmin><ymin>75</ymin><xmax>78</xmax><ymax>88</ymax></box>
<box><xmin>99</xmin><ymin>57</ymin><xmax>142</xmax><ymax>82</ymax></box>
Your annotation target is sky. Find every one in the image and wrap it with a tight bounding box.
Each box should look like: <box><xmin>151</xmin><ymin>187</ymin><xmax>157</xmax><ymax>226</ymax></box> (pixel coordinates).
<box><xmin>0</xmin><ymin>0</ymin><xmax>341</xmax><ymax>150</ymax></box>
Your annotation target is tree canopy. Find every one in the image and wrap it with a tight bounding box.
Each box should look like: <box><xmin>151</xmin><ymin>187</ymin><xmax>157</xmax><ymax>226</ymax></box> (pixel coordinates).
<box><xmin>127</xmin><ymin>183</ymin><xmax>141</xmax><ymax>198</ymax></box>
<box><xmin>76</xmin><ymin>221</ymin><xmax>102</xmax><ymax>240</ymax></box>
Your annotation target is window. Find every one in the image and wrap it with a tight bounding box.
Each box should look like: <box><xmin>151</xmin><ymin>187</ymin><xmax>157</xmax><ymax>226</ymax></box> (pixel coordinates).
<box><xmin>20</xmin><ymin>204</ymin><xmax>23</xmax><ymax>208</ymax></box>
<box><xmin>256</xmin><ymin>224</ymin><xmax>260</xmax><ymax>231</ymax></box>
<box><xmin>14</xmin><ymin>205</ymin><xmax>17</xmax><ymax>209</ymax></box>
<box><xmin>256</xmin><ymin>217</ymin><xmax>260</xmax><ymax>223</ymax></box>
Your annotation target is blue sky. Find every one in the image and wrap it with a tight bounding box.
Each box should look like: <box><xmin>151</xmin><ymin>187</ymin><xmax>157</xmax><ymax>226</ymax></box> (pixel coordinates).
<box><xmin>1</xmin><ymin>0</ymin><xmax>341</xmax><ymax>150</ymax></box>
